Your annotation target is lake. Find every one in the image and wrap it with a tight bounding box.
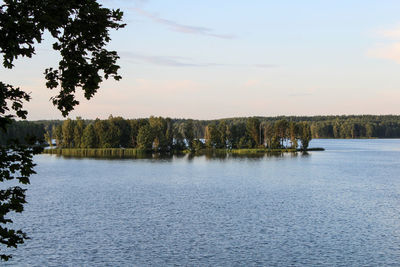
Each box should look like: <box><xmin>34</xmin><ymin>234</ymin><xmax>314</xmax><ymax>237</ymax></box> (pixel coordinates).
<box><xmin>5</xmin><ymin>139</ymin><xmax>400</xmax><ymax>266</ymax></box>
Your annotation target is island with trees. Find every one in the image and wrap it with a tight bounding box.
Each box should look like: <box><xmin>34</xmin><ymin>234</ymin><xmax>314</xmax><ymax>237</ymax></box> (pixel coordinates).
<box><xmin>37</xmin><ymin>116</ymin><xmax>314</xmax><ymax>158</ymax></box>
<box><xmin>2</xmin><ymin>113</ymin><xmax>400</xmax><ymax>159</ymax></box>
<box><xmin>0</xmin><ymin>115</ymin><xmax>317</xmax><ymax>158</ymax></box>
<box><xmin>5</xmin><ymin>114</ymin><xmax>400</xmax><ymax>158</ymax></box>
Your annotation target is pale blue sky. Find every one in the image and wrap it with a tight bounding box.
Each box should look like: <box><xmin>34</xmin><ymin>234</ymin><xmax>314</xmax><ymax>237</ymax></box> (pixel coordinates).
<box><xmin>2</xmin><ymin>0</ymin><xmax>400</xmax><ymax>119</ymax></box>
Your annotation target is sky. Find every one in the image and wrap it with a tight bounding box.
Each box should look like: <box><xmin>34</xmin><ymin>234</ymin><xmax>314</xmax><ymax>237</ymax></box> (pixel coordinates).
<box><xmin>2</xmin><ymin>0</ymin><xmax>400</xmax><ymax>120</ymax></box>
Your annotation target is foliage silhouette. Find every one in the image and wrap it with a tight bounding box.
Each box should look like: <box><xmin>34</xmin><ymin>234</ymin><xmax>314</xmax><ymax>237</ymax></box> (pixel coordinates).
<box><xmin>0</xmin><ymin>0</ymin><xmax>124</xmax><ymax>260</ymax></box>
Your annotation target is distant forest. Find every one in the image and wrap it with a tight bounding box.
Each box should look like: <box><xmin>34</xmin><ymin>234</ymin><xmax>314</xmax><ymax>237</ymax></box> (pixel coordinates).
<box><xmin>2</xmin><ymin>115</ymin><xmax>400</xmax><ymax>150</ymax></box>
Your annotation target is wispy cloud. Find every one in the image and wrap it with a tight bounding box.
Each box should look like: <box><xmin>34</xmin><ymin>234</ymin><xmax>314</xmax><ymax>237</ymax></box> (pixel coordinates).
<box><xmin>379</xmin><ymin>25</ymin><xmax>400</xmax><ymax>39</ymax></box>
<box><xmin>132</xmin><ymin>7</ymin><xmax>236</xmax><ymax>39</ymax></box>
<box><xmin>254</xmin><ymin>64</ymin><xmax>279</xmax><ymax>68</ymax></box>
<box><xmin>288</xmin><ymin>87</ymin><xmax>317</xmax><ymax>97</ymax></box>
<box><xmin>101</xmin><ymin>0</ymin><xmax>148</xmax><ymax>6</ymax></box>
<box><xmin>120</xmin><ymin>52</ymin><xmax>278</xmax><ymax>69</ymax></box>
<box><xmin>368</xmin><ymin>24</ymin><xmax>400</xmax><ymax>64</ymax></box>
<box><xmin>133</xmin><ymin>78</ymin><xmax>202</xmax><ymax>94</ymax></box>
<box><xmin>120</xmin><ymin>52</ymin><xmax>218</xmax><ymax>67</ymax></box>
<box><xmin>368</xmin><ymin>43</ymin><xmax>400</xmax><ymax>64</ymax></box>
<box><xmin>288</xmin><ymin>92</ymin><xmax>313</xmax><ymax>97</ymax></box>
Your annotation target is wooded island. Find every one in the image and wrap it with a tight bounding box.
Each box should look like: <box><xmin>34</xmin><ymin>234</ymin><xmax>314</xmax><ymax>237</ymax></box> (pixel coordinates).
<box><xmin>3</xmin><ymin>115</ymin><xmax>400</xmax><ymax>156</ymax></box>
<box><xmin>43</xmin><ymin>116</ymin><xmax>312</xmax><ymax>153</ymax></box>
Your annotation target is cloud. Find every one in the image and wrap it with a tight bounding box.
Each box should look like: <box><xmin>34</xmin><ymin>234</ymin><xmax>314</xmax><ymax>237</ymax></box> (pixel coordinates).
<box><xmin>101</xmin><ymin>0</ymin><xmax>148</xmax><ymax>6</ymax></box>
<box><xmin>368</xmin><ymin>43</ymin><xmax>400</xmax><ymax>64</ymax></box>
<box><xmin>368</xmin><ymin>24</ymin><xmax>400</xmax><ymax>63</ymax></box>
<box><xmin>379</xmin><ymin>25</ymin><xmax>400</xmax><ymax>39</ymax></box>
<box><xmin>120</xmin><ymin>51</ymin><xmax>278</xmax><ymax>69</ymax></box>
<box><xmin>288</xmin><ymin>92</ymin><xmax>313</xmax><ymax>97</ymax></box>
<box><xmin>287</xmin><ymin>87</ymin><xmax>317</xmax><ymax>97</ymax></box>
<box><xmin>254</xmin><ymin>64</ymin><xmax>279</xmax><ymax>68</ymax></box>
<box><xmin>132</xmin><ymin>7</ymin><xmax>236</xmax><ymax>39</ymax></box>
<box><xmin>133</xmin><ymin>78</ymin><xmax>201</xmax><ymax>94</ymax></box>
<box><xmin>120</xmin><ymin>52</ymin><xmax>219</xmax><ymax>67</ymax></box>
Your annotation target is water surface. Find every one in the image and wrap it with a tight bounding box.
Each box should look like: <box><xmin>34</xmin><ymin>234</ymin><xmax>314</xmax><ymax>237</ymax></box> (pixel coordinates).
<box><xmin>6</xmin><ymin>139</ymin><xmax>400</xmax><ymax>266</ymax></box>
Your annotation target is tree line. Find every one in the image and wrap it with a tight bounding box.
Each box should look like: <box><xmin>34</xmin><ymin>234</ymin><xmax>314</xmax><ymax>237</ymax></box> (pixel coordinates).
<box><xmin>194</xmin><ymin>115</ymin><xmax>400</xmax><ymax>139</ymax></box>
<box><xmin>3</xmin><ymin>115</ymin><xmax>400</xmax><ymax>150</ymax></box>
<box><xmin>309</xmin><ymin>118</ymin><xmax>400</xmax><ymax>138</ymax></box>
<box><xmin>0</xmin><ymin>121</ymin><xmax>45</xmax><ymax>145</ymax></box>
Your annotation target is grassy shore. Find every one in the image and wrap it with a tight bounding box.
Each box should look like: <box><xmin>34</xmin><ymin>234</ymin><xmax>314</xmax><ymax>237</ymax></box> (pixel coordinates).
<box><xmin>43</xmin><ymin>148</ymin><xmax>150</xmax><ymax>158</ymax></box>
<box><xmin>43</xmin><ymin>147</ymin><xmax>324</xmax><ymax>158</ymax></box>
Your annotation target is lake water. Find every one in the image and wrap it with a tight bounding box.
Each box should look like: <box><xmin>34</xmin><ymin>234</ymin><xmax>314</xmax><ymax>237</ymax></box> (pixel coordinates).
<box><xmin>5</xmin><ymin>139</ymin><xmax>400</xmax><ymax>266</ymax></box>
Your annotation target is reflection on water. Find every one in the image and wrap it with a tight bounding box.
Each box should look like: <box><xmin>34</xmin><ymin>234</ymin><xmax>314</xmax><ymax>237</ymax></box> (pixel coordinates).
<box><xmin>6</xmin><ymin>139</ymin><xmax>400</xmax><ymax>266</ymax></box>
<box><xmin>55</xmin><ymin>150</ymin><xmax>310</xmax><ymax>161</ymax></box>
